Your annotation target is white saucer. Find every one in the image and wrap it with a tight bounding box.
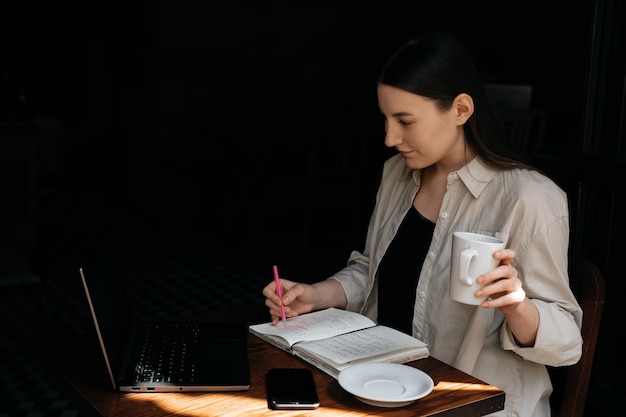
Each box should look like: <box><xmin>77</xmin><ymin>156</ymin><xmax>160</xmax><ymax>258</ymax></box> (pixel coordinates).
<box><xmin>338</xmin><ymin>362</ymin><xmax>434</xmax><ymax>408</ymax></box>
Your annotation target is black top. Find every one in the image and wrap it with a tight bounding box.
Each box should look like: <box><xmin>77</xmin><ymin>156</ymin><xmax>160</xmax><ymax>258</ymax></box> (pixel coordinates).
<box><xmin>377</xmin><ymin>205</ymin><xmax>435</xmax><ymax>334</ymax></box>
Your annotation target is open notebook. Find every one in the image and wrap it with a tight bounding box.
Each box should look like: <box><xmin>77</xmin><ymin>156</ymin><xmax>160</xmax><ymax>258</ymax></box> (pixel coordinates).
<box><xmin>78</xmin><ymin>244</ymin><xmax>251</xmax><ymax>392</ymax></box>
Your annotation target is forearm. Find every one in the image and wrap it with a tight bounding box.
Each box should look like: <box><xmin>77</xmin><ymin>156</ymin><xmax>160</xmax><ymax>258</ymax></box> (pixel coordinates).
<box><xmin>311</xmin><ymin>279</ymin><xmax>348</xmax><ymax>310</ymax></box>
<box><xmin>502</xmin><ymin>297</ymin><xmax>540</xmax><ymax>346</ymax></box>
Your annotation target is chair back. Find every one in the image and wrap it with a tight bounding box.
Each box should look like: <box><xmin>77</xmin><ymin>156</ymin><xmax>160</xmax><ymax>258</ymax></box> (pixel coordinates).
<box><xmin>499</xmin><ymin>107</ymin><xmax>547</xmax><ymax>155</ymax></box>
<box><xmin>557</xmin><ymin>257</ymin><xmax>606</xmax><ymax>417</ymax></box>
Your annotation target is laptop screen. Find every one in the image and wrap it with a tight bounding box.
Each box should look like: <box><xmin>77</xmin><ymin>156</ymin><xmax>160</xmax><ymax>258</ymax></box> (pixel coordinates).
<box><xmin>79</xmin><ymin>243</ymin><xmax>133</xmax><ymax>389</ymax></box>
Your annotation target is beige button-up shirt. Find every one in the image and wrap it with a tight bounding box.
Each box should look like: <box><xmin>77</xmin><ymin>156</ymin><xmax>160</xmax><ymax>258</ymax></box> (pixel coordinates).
<box><xmin>331</xmin><ymin>154</ymin><xmax>583</xmax><ymax>417</ymax></box>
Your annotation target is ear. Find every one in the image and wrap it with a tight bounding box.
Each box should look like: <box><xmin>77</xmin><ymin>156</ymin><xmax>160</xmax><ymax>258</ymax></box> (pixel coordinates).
<box><xmin>453</xmin><ymin>93</ymin><xmax>474</xmax><ymax>125</ymax></box>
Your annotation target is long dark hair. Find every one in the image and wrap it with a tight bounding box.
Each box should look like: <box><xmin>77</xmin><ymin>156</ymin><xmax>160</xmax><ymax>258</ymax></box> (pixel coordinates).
<box><xmin>378</xmin><ymin>30</ymin><xmax>533</xmax><ymax>171</ymax></box>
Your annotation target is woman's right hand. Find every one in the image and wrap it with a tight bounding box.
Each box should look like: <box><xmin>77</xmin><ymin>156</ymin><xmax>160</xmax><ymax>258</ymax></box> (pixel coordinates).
<box><xmin>263</xmin><ymin>278</ymin><xmax>348</xmax><ymax>325</ymax></box>
<box><xmin>262</xmin><ymin>278</ymin><xmax>318</xmax><ymax>325</ymax></box>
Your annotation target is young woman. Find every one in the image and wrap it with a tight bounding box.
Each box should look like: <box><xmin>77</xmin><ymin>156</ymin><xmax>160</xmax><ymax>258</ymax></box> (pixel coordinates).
<box><xmin>262</xmin><ymin>30</ymin><xmax>582</xmax><ymax>416</ymax></box>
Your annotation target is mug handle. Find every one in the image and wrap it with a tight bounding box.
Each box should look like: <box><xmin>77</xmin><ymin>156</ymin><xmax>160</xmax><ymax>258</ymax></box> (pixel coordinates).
<box><xmin>459</xmin><ymin>248</ymin><xmax>478</xmax><ymax>286</ymax></box>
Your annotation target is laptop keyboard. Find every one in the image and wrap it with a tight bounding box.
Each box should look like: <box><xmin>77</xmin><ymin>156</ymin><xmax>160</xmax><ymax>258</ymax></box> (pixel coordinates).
<box><xmin>134</xmin><ymin>323</ymin><xmax>200</xmax><ymax>384</ymax></box>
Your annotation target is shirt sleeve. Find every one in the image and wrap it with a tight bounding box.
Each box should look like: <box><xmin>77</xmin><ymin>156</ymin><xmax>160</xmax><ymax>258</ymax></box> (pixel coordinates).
<box><xmin>501</xmin><ymin>299</ymin><xmax>582</xmax><ymax>366</ymax></box>
<box><xmin>330</xmin><ymin>251</ymin><xmax>370</xmax><ymax>312</ymax></box>
<box><xmin>499</xmin><ymin>183</ymin><xmax>583</xmax><ymax>366</ymax></box>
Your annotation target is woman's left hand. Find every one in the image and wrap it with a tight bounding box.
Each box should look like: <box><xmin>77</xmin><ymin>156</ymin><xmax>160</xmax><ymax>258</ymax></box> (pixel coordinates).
<box><xmin>475</xmin><ymin>248</ymin><xmax>539</xmax><ymax>346</ymax></box>
<box><xmin>475</xmin><ymin>249</ymin><xmax>526</xmax><ymax>312</ymax></box>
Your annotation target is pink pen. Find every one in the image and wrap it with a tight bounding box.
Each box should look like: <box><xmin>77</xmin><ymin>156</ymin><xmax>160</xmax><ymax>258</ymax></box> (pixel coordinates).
<box><xmin>273</xmin><ymin>265</ymin><xmax>287</xmax><ymax>325</ymax></box>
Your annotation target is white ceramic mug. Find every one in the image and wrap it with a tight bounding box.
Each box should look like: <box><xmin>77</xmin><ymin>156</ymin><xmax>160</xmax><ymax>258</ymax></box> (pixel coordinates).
<box><xmin>450</xmin><ymin>232</ymin><xmax>506</xmax><ymax>305</ymax></box>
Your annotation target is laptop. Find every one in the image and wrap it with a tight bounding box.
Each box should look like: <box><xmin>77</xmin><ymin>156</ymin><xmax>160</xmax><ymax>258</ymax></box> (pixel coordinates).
<box><xmin>78</xmin><ymin>244</ymin><xmax>251</xmax><ymax>392</ymax></box>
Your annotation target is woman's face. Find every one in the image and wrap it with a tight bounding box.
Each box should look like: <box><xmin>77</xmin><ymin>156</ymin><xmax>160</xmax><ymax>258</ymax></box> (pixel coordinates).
<box><xmin>377</xmin><ymin>84</ymin><xmax>468</xmax><ymax>170</ymax></box>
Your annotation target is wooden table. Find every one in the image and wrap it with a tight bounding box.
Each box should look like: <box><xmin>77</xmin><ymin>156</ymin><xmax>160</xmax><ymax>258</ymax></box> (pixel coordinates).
<box><xmin>48</xmin><ymin>306</ymin><xmax>505</xmax><ymax>416</ymax></box>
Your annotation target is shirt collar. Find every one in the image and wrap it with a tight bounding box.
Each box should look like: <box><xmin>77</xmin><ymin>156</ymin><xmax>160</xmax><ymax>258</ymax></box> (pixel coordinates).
<box><xmin>455</xmin><ymin>157</ymin><xmax>498</xmax><ymax>198</ymax></box>
<box><xmin>404</xmin><ymin>156</ymin><xmax>498</xmax><ymax>199</ymax></box>
<box><xmin>400</xmin><ymin>163</ymin><xmax>413</xmax><ymax>181</ymax></box>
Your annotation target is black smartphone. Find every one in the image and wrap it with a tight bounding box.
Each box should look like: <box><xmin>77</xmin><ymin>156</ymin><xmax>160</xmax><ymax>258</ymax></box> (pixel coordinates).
<box><xmin>265</xmin><ymin>368</ymin><xmax>320</xmax><ymax>410</ymax></box>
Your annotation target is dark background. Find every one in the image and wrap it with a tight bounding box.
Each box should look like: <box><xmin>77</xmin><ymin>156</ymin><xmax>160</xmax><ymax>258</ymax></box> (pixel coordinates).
<box><xmin>2</xmin><ymin>1</ymin><xmax>624</xmax><ymax>416</ymax></box>
<box><xmin>3</xmin><ymin>0</ymin><xmax>588</xmax><ymax>250</ymax></box>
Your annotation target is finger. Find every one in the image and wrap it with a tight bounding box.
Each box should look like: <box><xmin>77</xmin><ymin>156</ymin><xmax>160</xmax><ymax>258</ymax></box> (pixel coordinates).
<box><xmin>281</xmin><ymin>283</ymin><xmax>303</xmax><ymax>306</ymax></box>
<box><xmin>264</xmin><ymin>282</ymin><xmax>287</xmax><ymax>306</ymax></box>
<box><xmin>477</xmin><ymin>263</ymin><xmax>516</xmax><ymax>286</ymax></box>
<box><xmin>262</xmin><ymin>282</ymin><xmax>278</xmax><ymax>298</ymax></box>
<box><xmin>481</xmin><ymin>289</ymin><xmax>516</xmax><ymax>307</ymax></box>
<box><xmin>494</xmin><ymin>249</ymin><xmax>516</xmax><ymax>265</ymax></box>
<box><xmin>481</xmin><ymin>289</ymin><xmax>526</xmax><ymax>308</ymax></box>
<box><xmin>275</xmin><ymin>278</ymin><xmax>294</xmax><ymax>290</ymax></box>
<box><xmin>266</xmin><ymin>305</ymin><xmax>285</xmax><ymax>325</ymax></box>
<box><xmin>264</xmin><ymin>297</ymin><xmax>283</xmax><ymax>316</ymax></box>
<box><xmin>477</xmin><ymin>273</ymin><xmax>522</xmax><ymax>299</ymax></box>
<box><xmin>476</xmin><ymin>276</ymin><xmax>509</xmax><ymax>298</ymax></box>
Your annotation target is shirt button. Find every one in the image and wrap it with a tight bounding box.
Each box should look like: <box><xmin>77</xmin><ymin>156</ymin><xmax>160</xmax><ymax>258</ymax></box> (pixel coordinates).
<box><xmin>440</xmin><ymin>212</ymin><xmax>448</xmax><ymax>219</ymax></box>
<box><xmin>419</xmin><ymin>291</ymin><xmax>426</xmax><ymax>298</ymax></box>
<box><xmin>416</xmin><ymin>332</ymin><xmax>422</xmax><ymax>339</ymax></box>
<box><xmin>452</xmin><ymin>173</ymin><xmax>459</xmax><ymax>179</ymax></box>
<box><xmin>428</xmin><ymin>251</ymin><xmax>434</xmax><ymax>258</ymax></box>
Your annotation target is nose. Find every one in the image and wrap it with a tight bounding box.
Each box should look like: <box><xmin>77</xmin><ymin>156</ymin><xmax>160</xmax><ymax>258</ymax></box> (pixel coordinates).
<box><xmin>384</xmin><ymin>125</ymin><xmax>403</xmax><ymax>148</ymax></box>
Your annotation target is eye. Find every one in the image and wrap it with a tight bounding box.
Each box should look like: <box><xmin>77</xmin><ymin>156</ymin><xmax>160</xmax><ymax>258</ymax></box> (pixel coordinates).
<box><xmin>397</xmin><ymin>119</ymin><xmax>413</xmax><ymax>126</ymax></box>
